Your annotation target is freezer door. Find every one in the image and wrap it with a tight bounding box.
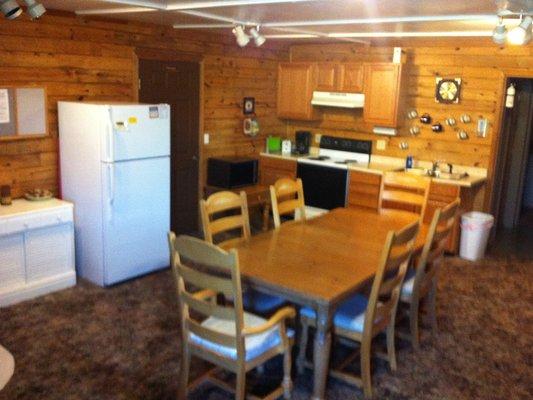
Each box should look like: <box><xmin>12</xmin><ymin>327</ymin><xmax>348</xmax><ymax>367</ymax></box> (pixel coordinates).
<box><xmin>103</xmin><ymin>104</ymin><xmax>170</xmax><ymax>162</ymax></box>
<box><xmin>101</xmin><ymin>157</ymin><xmax>170</xmax><ymax>285</ymax></box>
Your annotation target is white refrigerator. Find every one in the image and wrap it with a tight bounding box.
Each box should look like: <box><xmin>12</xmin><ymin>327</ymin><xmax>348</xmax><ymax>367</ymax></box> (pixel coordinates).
<box><xmin>58</xmin><ymin>102</ymin><xmax>170</xmax><ymax>286</ymax></box>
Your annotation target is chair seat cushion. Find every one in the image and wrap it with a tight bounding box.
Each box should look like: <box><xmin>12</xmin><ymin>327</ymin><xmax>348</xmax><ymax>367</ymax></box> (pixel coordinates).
<box><xmin>243</xmin><ymin>291</ymin><xmax>286</xmax><ymax>314</ymax></box>
<box><xmin>301</xmin><ymin>294</ymin><xmax>369</xmax><ymax>333</ymax></box>
<box><xmin>400</xmin><ymin>270</ymin><xmax>416</xmax><ymax>302</ymax></box>
<box><xmin>189</xmin><ymin>312</ymin><xmax>294</xmax><ymax>361</ymax></box>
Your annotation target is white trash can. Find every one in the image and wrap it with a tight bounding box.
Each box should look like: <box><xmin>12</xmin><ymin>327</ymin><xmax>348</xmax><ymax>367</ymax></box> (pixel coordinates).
<box><xmin>460</xmin><ymin>212</ymin><xmax>494</xmax><ymax>261</ymax></box>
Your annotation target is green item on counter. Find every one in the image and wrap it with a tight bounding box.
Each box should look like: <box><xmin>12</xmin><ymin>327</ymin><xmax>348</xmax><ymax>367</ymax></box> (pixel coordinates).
<box><xmin>267</xmin><ymin>136</ymin><xmax>281</xmax><ymax>153</ymax></box>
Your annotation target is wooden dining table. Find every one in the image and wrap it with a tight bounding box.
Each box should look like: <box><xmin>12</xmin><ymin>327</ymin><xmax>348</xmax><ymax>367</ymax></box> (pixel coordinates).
<box><xmin>234</xmin><ymin>206</ymin><xmax>428</xmax><ymax>400</ymax></box>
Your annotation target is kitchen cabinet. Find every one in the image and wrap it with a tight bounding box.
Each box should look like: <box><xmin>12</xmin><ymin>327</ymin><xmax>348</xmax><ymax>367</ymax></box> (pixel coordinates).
<box><xmin>277</xmin><ymin>63</ymin><xmax>320</xmax><ymax>121</ymax></box>
<box><xmin>259</xmin><ymin>155</ymin><xmax>297</xmax><ymax>186</ymax></box>
<box><xmin>315</xmin><ymin>63</ymin><xmax>364</xmax><ymax>93</ymax></box>
<box><xmin>347</xmin><ymin>170</ymin><xmax>382</xmax><ymax>209</ymax></box>
<box><xmin>363</xmin><ymin>63</ymin><xmax>404</xmax><ymax>127</ymax></box>
<box><xmin>0</xmin><ymin>199</ymin><xmax>76</xmax><ymax>306</ymax></box>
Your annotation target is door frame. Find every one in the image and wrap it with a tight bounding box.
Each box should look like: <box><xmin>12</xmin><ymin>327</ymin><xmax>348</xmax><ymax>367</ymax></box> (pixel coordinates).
<box><xmin>133</xmin><ymin>49</ymin><xmax>205</xmax><ymax>230</ymax></box>
<box><xmin>487</xmin><ymin>69</ymin><xmax>533</xmax><ymax>229</ymax></box>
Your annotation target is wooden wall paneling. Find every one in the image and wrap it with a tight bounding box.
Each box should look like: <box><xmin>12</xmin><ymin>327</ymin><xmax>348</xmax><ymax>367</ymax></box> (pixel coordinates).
<box><xmin>288</xmin><ymin>42</ymin><xmax>533</xmax><ymax>210</ymax></box>
<box><xmin>0</xmin><ymin>10</ymin><xmax>289</xmax><ymax>198</ymax></box>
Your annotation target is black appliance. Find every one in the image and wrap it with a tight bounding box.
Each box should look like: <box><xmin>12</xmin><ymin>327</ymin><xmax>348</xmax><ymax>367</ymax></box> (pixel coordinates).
<box><xmin>296</xmin><ymin>163</ymin><xmax>348</xmax><ymax>209</ymax></box>
<box><xmin>207</xmin><ymin>157</ymin><xmax>258</xmax><ymax>188</ymax></box>
<box><xmin>294</xmin><ymin>131</ymin><xmax>311</xmax><ymax>155</ymax></box>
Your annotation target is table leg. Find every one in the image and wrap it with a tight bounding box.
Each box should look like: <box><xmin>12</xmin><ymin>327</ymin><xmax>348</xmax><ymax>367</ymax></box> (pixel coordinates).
<box><xmin>312</xmin><ymin>305</ymin><xmax>332</xmax><ymax>400</ymax></box>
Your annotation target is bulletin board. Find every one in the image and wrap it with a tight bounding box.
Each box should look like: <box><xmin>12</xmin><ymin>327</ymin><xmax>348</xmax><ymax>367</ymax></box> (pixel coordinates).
<box><xmin>0</xmin><ymin>87</ymin><xmax>48</xmax><ymax>140</ymax></box>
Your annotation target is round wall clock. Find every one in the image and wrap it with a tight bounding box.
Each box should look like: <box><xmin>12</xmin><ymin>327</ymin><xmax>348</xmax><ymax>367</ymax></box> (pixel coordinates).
<box><xmin>435</xmin><ymin>77</ymin><xmax>461</xmax><ymax>104</ymax></box>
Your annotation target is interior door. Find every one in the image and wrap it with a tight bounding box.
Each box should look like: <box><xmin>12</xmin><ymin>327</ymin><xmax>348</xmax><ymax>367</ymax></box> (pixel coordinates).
<box><xmin>139</xmin><ymin>59</ymin><xmax>200</xmax><ymax>235</ymax></box>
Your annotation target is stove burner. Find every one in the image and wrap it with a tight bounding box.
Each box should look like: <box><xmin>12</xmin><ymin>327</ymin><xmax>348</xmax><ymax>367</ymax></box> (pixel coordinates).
<box><xmin>307</xmin><ymin>156</ymin><xmax>330</xmax><ymax>161</ymax></box>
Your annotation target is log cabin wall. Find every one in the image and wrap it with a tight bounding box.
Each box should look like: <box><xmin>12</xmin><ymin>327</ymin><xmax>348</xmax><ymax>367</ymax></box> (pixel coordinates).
<box><xmin>0</xmin><ymin>11</ymin><xmax>288</xmax><ymax>198</ymax></box>
<box><xmin>288</xmin><ymin>42</ymin><xmax>533</xmax><ymax>208</ymax></box>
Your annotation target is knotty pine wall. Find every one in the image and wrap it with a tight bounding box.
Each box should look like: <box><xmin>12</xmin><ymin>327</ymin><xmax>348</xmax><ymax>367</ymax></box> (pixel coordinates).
<box><xmin>288</xmin><ymin>42</ymin><xmax>533</xmax><ymax>207</ymax></box>
<box><xmin>0</xmin><ymin>11</ymin><xmax>288</xmax><ymax>197</ymax></box>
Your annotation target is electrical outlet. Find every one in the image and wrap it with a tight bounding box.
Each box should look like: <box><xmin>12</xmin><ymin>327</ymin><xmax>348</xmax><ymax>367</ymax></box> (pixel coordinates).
<box><xmin>315</xmin><ymin>133</ymin><xmax>322</xmax><ymax>143</ymax></box>
<box><xmin>203</xmin><ymin>133</ymin><xmax>210</xmax><ymax>145</ymax></box>
<box><xmin>376</xmin><ymin>139</ymin><xmax>387</xmax><ymax>150</ymax></box>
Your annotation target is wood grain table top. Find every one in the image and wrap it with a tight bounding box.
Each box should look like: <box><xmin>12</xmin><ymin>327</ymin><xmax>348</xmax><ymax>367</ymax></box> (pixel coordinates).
<box><xmin>235</xmin><ymin>207</ymin><xmax>427</xmax><ymax>307</ymax></box>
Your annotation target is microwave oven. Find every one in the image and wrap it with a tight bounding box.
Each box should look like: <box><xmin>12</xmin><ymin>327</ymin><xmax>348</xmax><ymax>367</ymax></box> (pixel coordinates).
<box><xmin>207</xmin><ymin>157</ymin><xmax>258</xmax><ymax>188</ymax></box>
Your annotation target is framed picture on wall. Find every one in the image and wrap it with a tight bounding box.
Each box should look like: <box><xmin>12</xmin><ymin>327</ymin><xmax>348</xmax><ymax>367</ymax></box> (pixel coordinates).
<box><xmin>243</xmin><ymin>97</ymin><xmax>255</xmax><ymax>115</ymax></box>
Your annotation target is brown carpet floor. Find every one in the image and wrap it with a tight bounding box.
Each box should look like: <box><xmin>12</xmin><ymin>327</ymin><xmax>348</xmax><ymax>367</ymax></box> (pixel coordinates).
<box><xmin>0</xmin><ymin>255</ymin><xmax>532</xmax><ymax>400</ymax></box>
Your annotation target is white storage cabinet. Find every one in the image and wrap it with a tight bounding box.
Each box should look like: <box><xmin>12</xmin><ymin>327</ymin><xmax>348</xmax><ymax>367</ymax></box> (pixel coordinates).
<box><xmin>0</xmin><ymin>199</ymin><xmax>76</xmax><ymax>307</ymax></box>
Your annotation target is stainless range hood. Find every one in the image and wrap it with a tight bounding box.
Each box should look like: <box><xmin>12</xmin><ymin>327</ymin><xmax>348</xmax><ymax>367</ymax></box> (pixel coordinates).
<box><xmin>311</xmin><ymin>91</ymin><xmax>365</xmax><ymax>108</ymax></box>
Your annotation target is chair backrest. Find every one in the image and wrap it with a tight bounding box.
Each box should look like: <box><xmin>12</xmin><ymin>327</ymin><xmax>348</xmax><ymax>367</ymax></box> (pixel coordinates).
<box><xmin>364</xmin><ymin>220</ymin><xmax>420</xmax><ymax>336</ymax></box>
<box><xmin>379</xmin><ymin>172</ymin><xmax>431</xmax><ymax>217</ymax></box>
<box><xmin>412</xmin><ymin>199</ymin><xmax>460</xmax><ymax>300</ymax></box>
<box><xmin>168</xmin><ymin>233</ymin><xmax>246</xmax><ymax>358</ymax></box>
<box><xmin>200</xmin><ymin>191</ymin><xmax>251</xmax><ymax>248</ymax></box>
<box><xmin>270</xmin><ymin>178</ymin><xmax>306</xmax><ymax>229</ymax></box>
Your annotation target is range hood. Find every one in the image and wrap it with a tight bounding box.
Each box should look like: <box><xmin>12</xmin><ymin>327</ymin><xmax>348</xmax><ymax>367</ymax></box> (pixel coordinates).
<box><xmin>311</xmin><ymin>91</ymin><xmax>365</xmax><ymax>108</ymax></box>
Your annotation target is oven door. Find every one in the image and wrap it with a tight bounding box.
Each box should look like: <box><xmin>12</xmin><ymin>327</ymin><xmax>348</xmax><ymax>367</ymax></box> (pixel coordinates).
<box><xmin>297</xmin><ymin>162</ymin><xmax>348</xmax><ymax>210</ymax></box>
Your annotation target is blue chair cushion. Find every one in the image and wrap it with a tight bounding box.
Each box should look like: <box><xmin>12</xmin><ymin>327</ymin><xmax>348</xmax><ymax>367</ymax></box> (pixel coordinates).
<box><xmin>189</xmin><ymin>312</ymin><xmax>294</xmax><ymax>362</ymax></box>
<box><xmin>301</xmin><ymin>294</ymin><xmax>369</xmax><ymax>334</ymax></box>
<box><xmin>243</xmin><ymin>291</ymin><xmax>286</xmax><ymax>314</ymax></box>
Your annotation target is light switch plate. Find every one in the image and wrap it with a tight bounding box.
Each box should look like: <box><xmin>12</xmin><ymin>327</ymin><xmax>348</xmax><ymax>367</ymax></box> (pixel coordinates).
<box><xmin>203</xmin><ymin>133</ymin><xmax>210</xmax><ymax>145</ymax></box>
<box><xmin>376</xmin><ymin>139</ymin><xmax>387</xmax><ymax>150</ymax></box>
<box><xmin>315</xmin><ymin>133</ymin><xmax>322</xmax><ymax>143</ymax></box>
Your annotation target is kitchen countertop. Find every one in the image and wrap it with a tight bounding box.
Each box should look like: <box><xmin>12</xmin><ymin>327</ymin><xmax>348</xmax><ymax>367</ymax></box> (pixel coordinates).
<box><xmin>348</xmin><ymin>162</ymin><xmax>403</xmax><ymax>175</ymax></box>
<box><xmin>260</xmin><ymin>152</ymin><xmax>301</xmax><ymax>160</ymax></box>
<box><xmin>430</xmin><ymin>174</ymin><xmax>486</xmax><ymax>188</ymax></box>
<box><xmin>0</xmin><ymin>198</ymin><xmax>73</xmax><ymax>218</ymax></box>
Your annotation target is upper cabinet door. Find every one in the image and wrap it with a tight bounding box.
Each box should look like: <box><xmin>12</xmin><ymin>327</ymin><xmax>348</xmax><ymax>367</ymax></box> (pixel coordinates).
<box><xmin>277</xmin><ymin>63</ymin><xmax>320</xmax><ymax>120</ymax></box>
<box><xmin>363</xmin><ymin>63</ymin><xmax>402</xmax><ymax>127</ymax></box>
<box><xmin>316</xmin><ymin>63</ymin><xmax>341</xmax><ymax>92</ymax></box>
<box><xmin>340</xmin><ymin>64</ymin><xmax>364</xmax><ymax>92</ymax></box>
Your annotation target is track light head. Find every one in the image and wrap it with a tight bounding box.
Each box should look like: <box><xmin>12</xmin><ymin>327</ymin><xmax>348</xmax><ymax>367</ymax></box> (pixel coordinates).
<box><xmin>250</xmin><ymin>27</ymin><xmax>266</xmax><ymax>47</ymax></box>
<box><xmin>0</xmin><ymin>0</ymin><xmax>22</xmax><ymax>20</ymax></box>
<box><xmin>508</xmin><ymin>15</ymin><xmax>532</xmax><ymax>45</ymax></box>
<box><xmin>492</xmin><ymin>18</ymin><xmax>507</xmax><ymax>44</ymax></box>
<box><xmin>232</xmin><ymin>25</ymin><xmax>250</xmax><ymax>47</ymax></box>
<box><xmin>23</xmin><ymin>0</ymin><xmax>46</xmax><ymax>20</ymax></box>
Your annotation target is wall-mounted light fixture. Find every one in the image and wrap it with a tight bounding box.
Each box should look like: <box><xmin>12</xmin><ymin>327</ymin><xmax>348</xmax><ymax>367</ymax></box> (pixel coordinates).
<box><xmin>0</xmin><ymin>0</ymin><xmax>45</xmax><ymax>20</ymax></box>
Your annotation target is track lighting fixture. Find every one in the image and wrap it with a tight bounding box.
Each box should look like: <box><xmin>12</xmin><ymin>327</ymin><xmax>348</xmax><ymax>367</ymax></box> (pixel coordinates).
<box><xmin>232</xmin><ymin>25</ymin><xmax>250</xmax><ymax>47</ymax></box>
<box><xmin>492</xmin><ymin>17</ymin><xmax>507</xmax><ymax>44</ymax></box>
<box><xmin>0</xmin><ymin>0</ymin><xmax>45</xmax><ymax>20</ymax></box>
<box><xmin>250</xmin><ymin>27</ymin><xmax>266</xmax><ymax>47</ymax></box>
<box><xmin>507</xmin><ymin>15</ymin><xmax>532</xmax><ymax>45</ymax></box>
<box><xmin>0</xmin><ymin>0</ymin><xmax>22</xmax><ymax>19</ymax></box>
<box><xmin>23</xmin><ymin>0</ymin><xmax>46</xmax><ymax>19</ymax></box>
<box><xmin>492</xmin><ymin>12</ymin><xmax>532</xmax><ymax>45</ymax></box>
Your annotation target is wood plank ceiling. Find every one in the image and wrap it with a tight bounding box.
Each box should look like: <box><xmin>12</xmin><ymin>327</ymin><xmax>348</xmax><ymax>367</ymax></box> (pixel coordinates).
<box><xmin>38</xmin><ymin>0</ymin><xmax>532</xmax><ymax>42</ymax></box>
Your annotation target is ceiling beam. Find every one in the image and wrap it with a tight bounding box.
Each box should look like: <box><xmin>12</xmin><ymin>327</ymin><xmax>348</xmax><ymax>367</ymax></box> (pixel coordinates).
<box><xmin>78</xmin><ymin>0</ymin><xmax>320</xmax><ymax>14</ymax></box>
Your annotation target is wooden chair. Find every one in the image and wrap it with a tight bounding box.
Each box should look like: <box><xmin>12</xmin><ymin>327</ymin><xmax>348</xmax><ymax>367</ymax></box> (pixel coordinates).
<box><xmin>168</xmin><ymin>233</ymin><xmax>296</xmax><ymax>400</ymax></box>
<box><xmin>378</xmin><ymin>172</ymin><xmax>431</xmax><ymax>217</ymax></box>
<box><xmin>0</xmin><ymin>344</ymin><xmax>14</xmax><ymax>391</ymax></box>
<box><xmin>270</xmin><ymin>178</ymin><xmax>306</xmax><ymax>229</ymax></box>
<box><xmin>399</xmin><ymin>199</ymin><xmax>460</xmax><ymax>349</ymax></box>
<box><xmin>297</xmin><ymin>221</ymin><xmax>420</xmax><ymax>399</ymax></box>
<box><xmin>200</xmin><ymin>191</ymin><xmax>251</xmax><ymax>250</ymax></box>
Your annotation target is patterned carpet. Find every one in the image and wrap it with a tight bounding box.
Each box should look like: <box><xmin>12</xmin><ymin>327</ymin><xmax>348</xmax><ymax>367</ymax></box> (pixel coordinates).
<box><xmin>0</xmin><ymin>255</ymin><xmax>531</xmax><ymax>400</ymax></box>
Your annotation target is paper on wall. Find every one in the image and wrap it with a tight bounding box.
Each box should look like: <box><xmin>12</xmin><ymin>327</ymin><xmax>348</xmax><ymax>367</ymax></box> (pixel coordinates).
<box><xmin>0</xmin><ymin>89</ymin><xmax>10</xmax><ymax>124</ymax></box>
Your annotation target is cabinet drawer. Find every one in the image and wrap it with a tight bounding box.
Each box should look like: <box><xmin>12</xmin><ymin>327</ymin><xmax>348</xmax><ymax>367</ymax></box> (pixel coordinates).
<box><xmin>348</xmin><ymin>171</ymin><xmax>382</xmax><ymax>209</ymax></box>
<box><xmin>0</xmin><ymin>207</ymin><xmax>73</xmax><ymax>236</ymax></box>
<box><xmin>260</xmin><ymin>156</ymin><xmax>296</xmax><ymax>172</ymax></box>
<box><xmin>429</xmin><ymin>183</ymin><xmax>460</xmax><ymax>199</ymax></box>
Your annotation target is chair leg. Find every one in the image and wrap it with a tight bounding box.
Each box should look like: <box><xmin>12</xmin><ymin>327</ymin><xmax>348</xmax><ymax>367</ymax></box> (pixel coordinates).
<box><xmin>409</xmin><ymin>300</ymin><xmax>420</xmax><ymax>350</ymax></box>
<box><xmin>283</xmin><ymin>343</ymin><xmax>293</xmax><ymax>399</ymax></box>
<box><xmin>178</xmin><ymin>344</ymin><xmax>190</xmax><ymax>399</ymax></box>
<box><xmin>296</xmin><ymin>318</ymin><xmax>309</xmax><ymax>375</ymax></box>
<box><xmin>386</xmin><ymin>322</ymin><xmax>397</xmax><ymax>371</ymax></box>
<box><xmin>428</xmin><ymin>283</ymin><xmax>438</xmax><ymax>334</ymax></box>
<box><xmin>235</xmin><ymin>365</ymin><xmax>246</xmax><ymax>400</ymax></box>
<box><xmin>361</xmin><ymin>338</ymin><xmax>373</xmax><ymax>399</ymax></box>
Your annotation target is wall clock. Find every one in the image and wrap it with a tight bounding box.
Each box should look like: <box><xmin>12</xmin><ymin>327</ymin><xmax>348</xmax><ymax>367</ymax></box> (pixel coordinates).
<box><xmin>435</xmin><ymin>77</ymin><xmax>461</xmax><ymax>104</ymax></box>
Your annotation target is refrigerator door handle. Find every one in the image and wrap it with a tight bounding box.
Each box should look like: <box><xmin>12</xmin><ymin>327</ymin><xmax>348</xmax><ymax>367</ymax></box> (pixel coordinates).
<box><xmin>108</xmin><ymin>163</ymin><xmax>115</xmax><ymax>206</ymax></box>
<box><xmin>106</xmin><ymin>109</ymin><xmax>114</xmax><ymax>161</ymax></box>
